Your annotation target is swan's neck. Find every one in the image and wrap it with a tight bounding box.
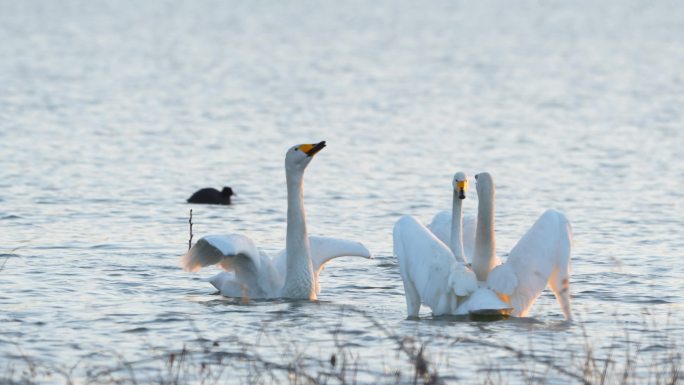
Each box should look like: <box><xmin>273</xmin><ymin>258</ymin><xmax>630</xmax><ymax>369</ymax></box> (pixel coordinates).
<box><xmin>449</xmin><ymin>193</ymin><xmax>466</xmax><ymax>263</ymax></box>
<box><xmin>473</xmin><ymin>191</ymin><xmax>496</xmax><ymax>281</ymax></box>
<box><xmin>282</xmin><ymin>169</ymin><xmax>315</xmax><ymax>299</ymax></box>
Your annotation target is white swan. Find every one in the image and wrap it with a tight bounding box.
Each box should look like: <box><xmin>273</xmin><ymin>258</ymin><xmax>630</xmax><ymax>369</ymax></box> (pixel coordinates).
<box><xmin>473</xmin><ymin>172</ymin><xmax>573</xmax><ymax>320</ymax></box>
<box><xmin>181</xmin><ymin>142</ymin><xmax>372</xmax><ymax>300</ymax></box>
<box><xmin>394</xmin><ymin>172</ymin><xmax>510</xmax><ymax>318</ymax></box>
<box><xmin>425</xmin><ymin>180</ymin><xmax>511</xmax><ymax>316</ymax></box>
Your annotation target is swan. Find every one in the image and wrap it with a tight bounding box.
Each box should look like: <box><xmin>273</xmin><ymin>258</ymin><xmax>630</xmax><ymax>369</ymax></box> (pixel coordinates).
<box><xmin>181</xmin><ymin>141</ymin><xmax>372</xmax><ymax>300</ymax></box>
<box><xmin>394</xmin><ymin>172</ymin><xmax>510</xmax><ymax>318</ymax></box>
<box><xmin>187</xmin><ymin>186</ymin><xmax>234</xmax><ymax>205</ymax></box>
<box><xmin>473</xmin><ymin>172</ymin><xmax>573</xmax><ymax>320</ymax></box>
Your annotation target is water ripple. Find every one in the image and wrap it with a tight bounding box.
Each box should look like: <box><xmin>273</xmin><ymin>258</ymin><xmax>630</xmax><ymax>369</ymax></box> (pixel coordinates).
<box><xmin>1</xmin><ymin>0</ymin><xmax>683</xmax><ymax>383</ymax></box>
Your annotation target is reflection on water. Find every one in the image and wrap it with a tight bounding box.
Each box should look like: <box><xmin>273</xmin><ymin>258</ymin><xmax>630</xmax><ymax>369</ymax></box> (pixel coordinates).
<box><xmin>1</xmin><ymin>0</ymin><xmax>683</xmax><ymax>383</ymax></box>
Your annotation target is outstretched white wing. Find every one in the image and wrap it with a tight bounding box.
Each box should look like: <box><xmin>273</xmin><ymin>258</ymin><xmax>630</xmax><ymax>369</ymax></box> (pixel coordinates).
<box><xmin>487</xmin><ymin>209</ymin><xmax>573</xmax><ymax>319</ymax></box>
<box><xmin>427</xmin><ymin>211</ymin><xmax>477</xmax><ymax>262</ymax></box>
<box><xmin>181</xmin><ymin>234</ymin><xmax>280</xmax><ymax>298</ymax></box>
<box><xmin>182</xmin><ymin>234</ymin><xmax>260</xmax><ymax>272</ymax></box>
<box><xmin>309</xmin><ymin>236</ymin><xmax>371</xmax><ymax>269</ymax></box>
<box><xmin>272</xmin><ymin>236</ymin><xmax>372</xmax><ymax>294</ymax></box>
<box><xmin>394</xmin><ymin>215</ymin><xmax>477</xmax><ymax>318</ymax></box>
<box><xmin>309</xmin><ymin>236</ymin><xmax>372</xmax><ymax>294</ymax></box>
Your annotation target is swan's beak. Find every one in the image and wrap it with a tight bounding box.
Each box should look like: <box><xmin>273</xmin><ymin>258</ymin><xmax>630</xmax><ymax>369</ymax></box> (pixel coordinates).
<box><xmin>457</xmin><ymin>180</ymin><xmax>468</xmax><ymax>200</ymax></box>
<box><xmin>299</xmin><ymin>141</ymin><xmax>326</xmax><ymax>157</ymax></box>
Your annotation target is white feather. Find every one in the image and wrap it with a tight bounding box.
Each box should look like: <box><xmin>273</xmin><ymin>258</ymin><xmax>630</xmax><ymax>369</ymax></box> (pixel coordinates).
<box><xmin>473</xmin><ymin>173</ymin><xmax>573</xmax><ymax>320</ymax></box>
<box><xmin>488</xmin><ymin>209</ymin><xmax>573</xmax><ymax>319</ymax></box>
<box><xmin>394</xmin><ymin>215</ymin><xmax>477</xmax><ymax>317</ymax></box>
<box><xmin>427</xmin><ymin>211</ymin><xmax>477</xmax><ymax>262</ymax></box>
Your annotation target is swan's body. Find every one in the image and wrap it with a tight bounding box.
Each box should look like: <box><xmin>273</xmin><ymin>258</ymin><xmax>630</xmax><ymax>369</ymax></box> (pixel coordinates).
<box><xmin>189</xmin><ymin>235</ymin><xmax>371</xmax><ymax>298</ymax></box>
<box><xmin>473</xmin><ymin>172</ymin><xmax>573</xmax><ymax>320</ymax></box>
<box><xmin>181</xmin><ymin>142</ymin><xmax>372</xmax><ymax>300</ymax></box>
<box><xmin>456</xmin><ymin>285</ymin><xmax>513</xmax><ymax>315</ymax></box>
<box><xmin>394</xmin><ymin>172</ymin><xmax>510</xmax><ymax>318</ymax></box>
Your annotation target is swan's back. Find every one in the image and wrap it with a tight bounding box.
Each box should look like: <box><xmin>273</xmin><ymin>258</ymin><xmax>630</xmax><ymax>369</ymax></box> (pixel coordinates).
<box><xmin>427</xmin><ymin>211</ymin><xmax>477</xmax><ymax>262</ymax></box>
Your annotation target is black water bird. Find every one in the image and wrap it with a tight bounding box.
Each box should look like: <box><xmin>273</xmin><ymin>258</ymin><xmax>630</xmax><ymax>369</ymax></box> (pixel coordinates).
<box><xmin>187</xmin><ymin>187</ymin><xmax>234</xmax><ymax>205</ymax></box>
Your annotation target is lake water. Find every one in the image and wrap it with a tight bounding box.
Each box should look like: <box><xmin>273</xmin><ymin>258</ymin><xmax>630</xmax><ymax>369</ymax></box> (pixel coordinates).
<box><xmin>1</xmin><ymin>0</ymin><xmax>683</xmax><ymax>383</ymax></box>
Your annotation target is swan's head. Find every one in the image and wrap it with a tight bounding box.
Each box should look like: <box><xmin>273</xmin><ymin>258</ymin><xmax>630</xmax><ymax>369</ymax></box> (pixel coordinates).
<box><xmin>285</xmin><ymin>141</ymin><xmax>326</xmax><ymax>171</ymax></box>
<box><xmin>452</xmin><ymin>172</ymin><xmax>468</xmax><ymax>200</ymax></box>
<box><xmin>474</xmin><ymin>172</ymin><xmax>495</xmax><ymax>198</ymax></box>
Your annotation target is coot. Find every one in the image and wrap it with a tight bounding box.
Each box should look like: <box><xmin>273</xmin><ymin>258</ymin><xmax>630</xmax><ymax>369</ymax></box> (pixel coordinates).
<box><xmin>187</xmin><ymin>187</ymin><xmax>234</xmax><ymax>205</ymax></box>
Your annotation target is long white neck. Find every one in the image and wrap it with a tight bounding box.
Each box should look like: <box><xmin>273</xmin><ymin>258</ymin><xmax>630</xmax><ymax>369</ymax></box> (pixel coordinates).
<box><xmin>282</xmin><ymin>169</ymin><xmax>315</xmax><ymax>299</ymax></box>
<box><xmin>472</xmin><ymin>189</ymin><xmax>496</xmax><ymax>282</ymax></box>
<box><xmin>449</xmin><ymin>193</ymin><xmax>466</xmax><ymax>263</ymax></box>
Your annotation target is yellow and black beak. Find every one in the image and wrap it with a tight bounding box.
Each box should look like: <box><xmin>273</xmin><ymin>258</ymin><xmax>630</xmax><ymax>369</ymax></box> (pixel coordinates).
<box><xmin>457</xmin><ymin>180</ymin><xmax>468</xmax><ymax>200</ymax></box>
<box><xmin>299</xmin><ymin>141</ymin><xmax>326</xmax><ymax>157</ymax></box>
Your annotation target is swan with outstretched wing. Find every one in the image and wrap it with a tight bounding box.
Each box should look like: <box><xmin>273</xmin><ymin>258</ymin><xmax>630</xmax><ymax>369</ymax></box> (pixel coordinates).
<box><xmin>181</xmin><ymin>142</ymin><xmax>372</xmax><ymax>300</ymax></box>
<box><xmin>394</xmin><ymin>172</ymin><xmax>510</xmax><ymax>318</ymax></box>
<box><xmin>472</xmin><ymin>172</ymin><xmax>573</xmax><ymax>320</ymax></box>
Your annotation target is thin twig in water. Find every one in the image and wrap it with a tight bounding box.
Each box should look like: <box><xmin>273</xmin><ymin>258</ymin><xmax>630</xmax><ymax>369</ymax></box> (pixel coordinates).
<box><xmin>188</xmin><ymin>209</ymin><xmax>193</xmax><ymax>251</ymax></box>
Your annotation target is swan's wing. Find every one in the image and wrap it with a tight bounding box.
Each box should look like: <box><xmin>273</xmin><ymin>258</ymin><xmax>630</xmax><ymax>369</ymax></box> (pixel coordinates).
<box><xmin>181</xmin><ymin>234</ymin><xmax>278</xmax><ymax>298</ymax></box>
<box><xmin>427</xmin><ymin>211</ymin><xmax>477</xmax><ymax>262</ymax></box>
<box><xmin>181</xmin><ymin>234</ymin><xmax>261</xmax><ymax>272</ymax></box>
<box><xmin>270</xmin><ymin>236</ymin><xmax>372</xmax><ymax>295</ymax></box>
<box><xmin>427</xmin><ymin>210</ymin><xmax>451</xmax><ymax>246</ymax></box>
<box><xmin>462</xmin><ymin>213</ymin><xmax>477</xmax><ymax>262</ymax></box>
<box><xmin>394</xmin><ymin>215</ymin><xmax>477</xmax><ymax>317</ymax></box>
<box><xmin>488</xmin><ymin>209</ymin><xmax>573</xmax><ymax>319</ymax></box>
<box><xmin>309</xmin><ymin>236</ymin><xmax>373</xmax><ymax>294</ymax></box>
<box><xmin>487</xmin><ymin>263</ymin><xmax>518</xmax><ymax>295</ymax></box>
<box><xmin>308</xmin><ymin>236</ymin><xmax>372</xmax><ymax>273</ymax></box>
